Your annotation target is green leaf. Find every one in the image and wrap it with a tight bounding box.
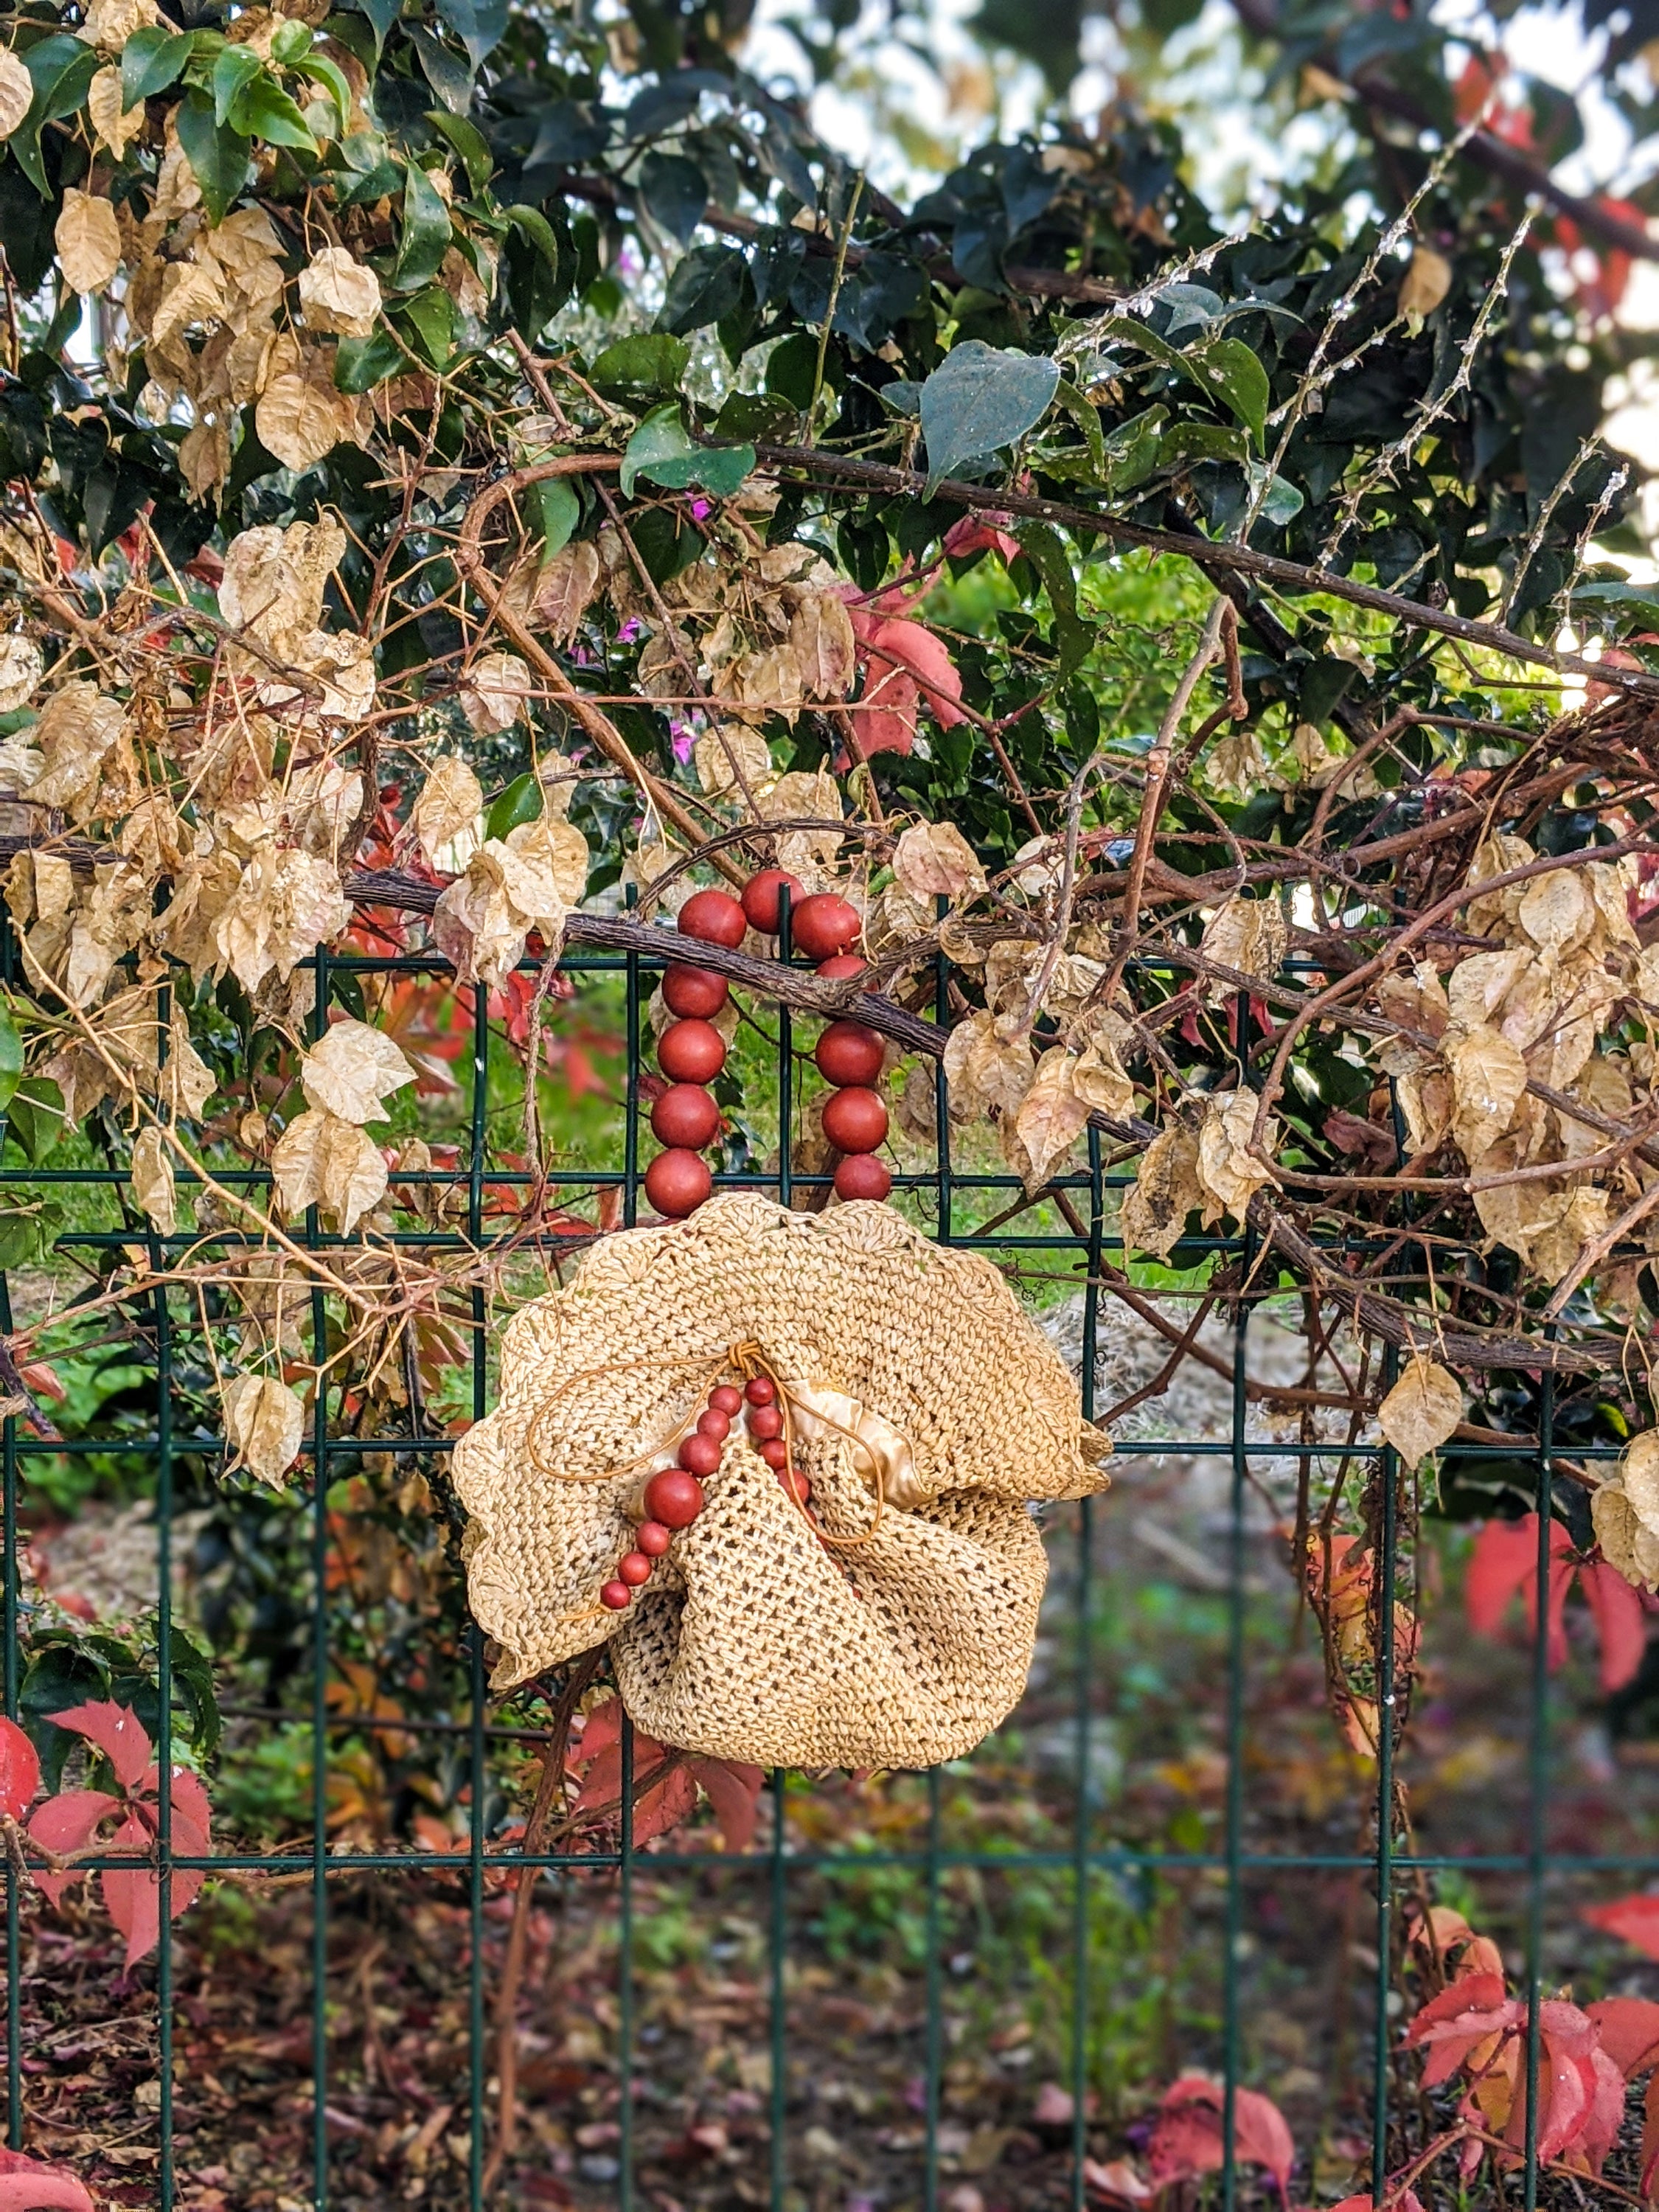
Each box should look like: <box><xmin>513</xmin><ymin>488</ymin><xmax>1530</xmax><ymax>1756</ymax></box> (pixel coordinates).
<box><xmin>295</xmin><ymin>53</ymin><xmax>355</xmax><ymax>136</ymax></box>
<box><xmin>619</xmin><ymin>403</ymin><xmax>754</xmax><ymax>498</ymax></box>
<box><xmin>228</xmin><ymin>73</ymin><xmax>319</xmax><ymax>150</ymax></box>
<box><xmin>392</xmin><ymin>161</ymin><xmax>453</xmax><ymax>290</ymax></box>
<box><xmin>395</xmin><ymin>284</ymin><xmax>454</xmax><ymax>365</ymax></box>
<box><xmin>352</xmin><ymin>0</ymin><xmax>404</xmax><ymax>51</ymax></box>
<box><xmin>122</xmin><ymin>24</ymin><xmax>195</xmax><ymax>107</ymax></box>
<box><xmin>657</xmin><ymin>242</ymin><xmax>747</xmax><ymax>337</ymax></box>
<box><xmin>1015</xmin><ymin>521</ymin><xmax>1093</xmax><ymax>681</ymax></box>
<box><xmin>486</xmin><ymin>772</ymin><xmax>543</xmax><ymax>840</ymax></box>
<box><xmin>270</xmin><ymin>18</ymin><xmax>313</xmax><ymax>62</ymax></box>
<box><xmin>639</xmin><ymin>150</ymin><xmax>708</xmax><ymax>246</ymax></box>
<box><xmin>1050</xmin><ymin>377</ymin><xmax>1105</xmax><ymax>479</ymax></box>
<box><xmin>1100</xmin><ymin>403</ymin><xmax>1166</xmax><ymax>493</ymax></box>
<box><xmin>919</xmin><ymin>341</ymin><xmax>1060</xmax><ymax>495</ymax></box>
<box><xmin>496</xmin><ymin>204</ymin><xmax>570</xmax><ymax>338</ymax></box>
<box><xmin>531</xmin><ymin>475</ymin><xmax>580</xmax><ymax>557</ymax></box>
<box><xmin>334</xmin><ymin>328</ymin><xmax>409</xmax><ymax>392</ymax></box>
<box><xmin>212</xmin><ymin>43</ymin><xmax>262</xmax><ymax>125</ymax></box>
<box><xmin>4</xmin><ymin>1078</ymin><xmax>62</xmax><ymax>1166</ymax></box>
<box><xmin>426</xmin><ymin>108</ymin><xmax>493</xmax><ymax>192</ymax></box>
<box><xmin>436</xmin><ymin>0</ymin><xmax>507</xmax><ymax>69</ymax></box>
<box><xmin>1192</xmin><ymin>335</ymin><xmax>1268</xmax><ymax>447</ymax></box>
<box><xmin>12</xmin><ymin>36</ymin><xmax>100</xmax><ymax>195</ymax></box>
<box><xmin>0</xmin><ymin>1011</ymin><xmax>24</xmax><ymax>1116</ymax></box>
<box><xmin>590</xmin><ymin>331</ymin><xmax>688</xmax><ymax>394</ymax></box>
<box><xmin>174</xmin><ymin>90</ymin><xmax>252</xmax><ymax>223</ymax></box>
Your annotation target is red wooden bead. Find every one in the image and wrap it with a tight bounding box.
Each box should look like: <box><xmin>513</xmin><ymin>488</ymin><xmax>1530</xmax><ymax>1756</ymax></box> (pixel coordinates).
<box><xmin>816</xmin><ymin>953</ymin><xmax>868</xmax><ymax>981</ymax></box>
<box><xmin>650</xmin><ymin>1083</ymin><xmax>720</xmax><ymax>1150</ymax></box>
<box><xmin>790</xmin><ymin>894</ymin><xmax>860</xmax><ymax>961</ymax></box>
<box><xmin>749</xmin><ymin>1404</ymin><xmax>784</xmax><ymax>1441</ymax></box>
<box><xmin>658</xmin><ymin>1018</ymin><xmax>726</xmax><ymax>1084</ymax></box>
<box><xmin>698</xmin><ymin>1407</ymin><xmax>731</xmax><ymax>1441</ymax></box>
<box><xmin>741</xmin><ymin>869</ymin><xmax>804</xmax><ymax>934</ymax></box>
<box><xmin>678</xmin><ymin>1431</ymin><xmax>722</xmax><ymax>1477</ymax></box>
<box><xmin>664</xmin><ymin>962</ymin><xmax>729</xmax><ymax>1019</ymax></box>
<box><xmin>636</xmin><ymin>1520</ymin><xmax>673</xmax><ymax>1557</ymax></box>
<box><xmin>643</xmin><ymin>1468</ymin><xmax>705</xmax><ymax>1528</ymax></box>
<box><xmin>744</xmin><ymin>1376</ymin><xmax>776</xmax><ymax>1406</ymax></box>
<box><xmin>822</xmin><ymin>1085</ymin><xmax>888</xmax><ymax>1154</ymax></box>
<box><xmin>815</xmin><ymin>1020</ymin><xmax>885</xmax><ymax>1088</ymax></box>
<box><xmin>759</xmin><ymin>1437</ymin><xmax>790</xmax><ymax>1470</ymax></box>
<box><xmin>600</xmin><ymin>1579</ymin><xmax>633</xmax><ymax>1610</ymax></box>
<box><xmin>709</xmin><ymin>1384</ymin><xmax>743</xmax><ymax>1416</ymax></box>
<box><xmin>780</xmin><ymin>1469</ymin><xmax>812</xmax><ymax>1505</ymax></box>
<box><xmin>678</xmin><ymin>889</ymin><xmax>747</xmax><ymax>948</ymax></box>
<box><xmin>618</xmin><ymin>1551</ymin><xmax>654</xmax><ymax>1587</ymax></box>
<box><xmin>644</xmin><ymin>1147</ymin><xmax>712</xmax><ymax>1217</ymax></box>
<box><xmin>835</xmin><ymin>1152</ymin><xmax>893</xmax><ymax>1201</ymax></box>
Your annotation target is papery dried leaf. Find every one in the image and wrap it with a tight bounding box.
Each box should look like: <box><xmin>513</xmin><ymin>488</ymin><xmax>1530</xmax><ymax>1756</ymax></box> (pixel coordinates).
<box><xmin>1399</xmin><ymin>245</ymin><xmax>1452</xmax><ymax>322</ymax></box>
<box><xmin>1378</xmin><ymin>1354</ymin><xmax>1462</xmax><ymax>1469</ymax></box>
<box><xmin>1069</xmin><ymin>1032</ymin><xmax>1134</xmax><ymax>1120</ymax></box>
<box><xmin>129</xmin><ymin>1127</ymin><xmax>177</xmax><ymax>1237</ymax></box>
<box><xmin>0</xmin><ymin>49</ymin><xmax>32</xmax><ymax>138</ymax></box>
<box><xmin>1517</xmin><ymin>868</ymin><xmax>1593</xmax><ymax>957</ymax></box>
<box><xmin>271</xmin><ymin>1106</ymin><xmax>388</xmax><ymax>1235</ymax></box>
<box><xmin>55</xmin><ymin>190</ymin><xmax>121</xmax><ymax>296</ymax></box>
<box><xmin>431</xmin><ymin>824</ymin><xmax>572</xmax><ymax>990</ymax></box>
<box><xmin>693</xmin><ymin>723</ymin><xmax>771</xmax><ymax>799</ymax></box>
<box><xmin>223</xmin><ymin>1372</ymin><xmax>305</xmax><ymax>1486</ymax></box>
<box><xmin>532</xmin><ymin>538</ymin><xmax>602</xmax><ymax>644</ymax></box>
<box><xmin>1119</xmin><ymin>1124</ymin><xmax>1203</xmax><ymax>1260</ymax></box>
<box><xmin>411</xmin><ymin>754</ymin><xmax>484</xmax><ymax>869</ymax></box>
<box><xmin>1445</xmin><ymin>1023</ymin><xmax>1527</xmax><ymax>1163</ymax></box>
<box><xmin>1592</xmin><ymin>1480</ymin><xmax>1659</xmax><ymax>1590</ymax></box>
<box><xmin>23</xmin><ymin>684</ymin><xmax>127</xmax><ymax>821</ymax></box>
<box><xmin>88</xmin><ymin>63</ymin><xmax>142</xmax><ymax>157</ymax></box>
<box><xmin>0</xmin><ymin>636</ymin><xmax>41</xmax><ymax>717</ymax></box>
<box><xmin>1199</xmin><ymin>894</ymin><xmax>1287</xmax><ymax>998</ymax></box>
<box><xmin>1009</xmin><ymin>1047</ymin><xmax>1091</xmax><ymax>1190</ymax></box>
<box><xmin>256</xmin><ymin>375</ymin><xmax>353</xmax><ymax>473</ymax></box>
<box><xmin>1196</xmin><ymin>1091</ymin><xmax>1278</xmax><ymax>1225</ymax></box>
<box><xmin>788</xmin><ymin>591</ymin><xmax>857</xmax><ymax>699</ymax></box>
<box><xmin>300</xmin><ymin>1018</ymin><xmax>416</xmax><ymax>1125</ymax></box>
<box><xmin>460</xmin><ymin>650</ymin><xmax>532</xmax><ymax>735</ymax></box>
<box><xmin>891</xmin><ymin>820</ymin><xmax>986</xmax><ymax>902</ymax></box>
<box><xmin>941</xmin><ymin>1009</ymin><xmax>1034</xmax><ymax>1119</ymax></box>
<box><xmin>212</xmin><ymin>846</ymin><xmax>351</xmax><ymax>994</ymax></box>
<box><xmin>299</xmin><ymin>246</ymin><xmax>382</xmax><ymax>338</ymax></box>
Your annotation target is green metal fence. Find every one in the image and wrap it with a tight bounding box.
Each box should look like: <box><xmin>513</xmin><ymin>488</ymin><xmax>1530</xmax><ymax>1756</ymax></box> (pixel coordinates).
<box><xmin>0</xmin><ymin>912</ymin><xmax>1635</xmax><ymax>2211</ymax></box>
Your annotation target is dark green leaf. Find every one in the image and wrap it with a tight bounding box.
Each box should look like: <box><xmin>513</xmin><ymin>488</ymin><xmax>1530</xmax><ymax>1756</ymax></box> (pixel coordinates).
<box><xmin>174</xmin><ymin>91</ymin><xmax>251</xmax><ymax>224</ymax></box>
<box><xmin>228</xmin><ymin>74</ymin><xmax>319</xmax><ymax>150</ymax></box>
<box><xmin>426</xmin><ymin>107</ymin><xmax>493</xmax><ymax>189</ymax></box>
<box><xmin>919</xmin><ymin>341</ymin><xmax>1059</xmax><ymax>495</ymax></box>
<box><xmin>639</xmin><ymin>150</ymin><xmax>708</xmax><ymax>246</ymax></box>
<box><xmin>0</xmin><ymin>1011</ymin><xmax>23</xmax><ymax>1116</ymax></box>
<box><xmin>589</xmin><ymin>331</ymin><xmax>688</xmax><ymax>394</ymax></box>
<box><xmin>1192</xmin><ymin>335</ymin><xmax>1268</xmax><ymax>447</ymax></box>
<box><xmin>531</xmin><ymin>475</ymin><xmax>580</xmax><ymax>557</ymax></box>
<box><xmin>486</xmin><ymin>772</ymin><xmax>543</xmax><ymax>839</ymax></box>
<box><xmin>212</xmin><ymin>44</ymin><xmax>262</xmax><ymax>125</ymax></box>
<box><xmin>122</xmin><ymin>25</ymin><xmax>195</xmax><ymax>107</ymax></box>
<box><xmin>395</xmin><ymin>284</ymin><xmax>455</xmax><ymax>365</ymax></box>
<box><xmin>1015</xmin><ymin>521</ymin><xmax>1093</xmax><ymax>681</ymax></box>
<box><xmin>334</xmin><ymin>329</ymin><xmax>409</xmax><ymax>392</ymax></box>
<box><xmin>392</xmin><ymin>161</ymin><xmax>453</xmax><ymax>290</ymax></box>
<box><xmin>620</xmin><ymin>403</ymin><xmax>753</xmax><ymax>497</ymax></box>
<box><xmin>657</xmin><ymin>242</ymin><xmax>747</xmax><ymax>335</ymax></box>
<box><xmin>436</xmin><ymin>0</ymin><xmax>507</xmax><ymax>68</ymax></box>
<box><xmin>12</xmin><ymin>36</ymin><xmax>100</xmax><ymax>195</ymax></box>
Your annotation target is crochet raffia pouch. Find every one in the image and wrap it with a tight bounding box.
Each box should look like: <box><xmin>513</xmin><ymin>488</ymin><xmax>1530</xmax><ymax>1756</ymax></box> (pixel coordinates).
<box><xmin>453</xmin><ymin>1194</ymin><xmax>1111</xmax><ymax>1770</ymax></box>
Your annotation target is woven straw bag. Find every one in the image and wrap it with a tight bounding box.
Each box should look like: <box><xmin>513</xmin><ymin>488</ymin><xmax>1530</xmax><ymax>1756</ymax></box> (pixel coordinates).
<box><xmin>453</xmin><ymin>1195</ymin><xmax>1110</xmax><ymax>1770</ymax></box>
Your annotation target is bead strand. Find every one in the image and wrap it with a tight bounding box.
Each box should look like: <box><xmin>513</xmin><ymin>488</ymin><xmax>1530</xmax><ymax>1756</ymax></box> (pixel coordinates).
<box><xmin>644</xmin><ymin>888</ymin><xmax>745</xmax><ymax>1218</ymax></box>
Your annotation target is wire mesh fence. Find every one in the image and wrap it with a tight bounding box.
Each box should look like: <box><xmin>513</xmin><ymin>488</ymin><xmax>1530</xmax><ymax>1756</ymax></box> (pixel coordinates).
<box><xmin>0</xmin><ymin>911</ymin><xmax>1642</xmax><ymax>2212</ymax></box>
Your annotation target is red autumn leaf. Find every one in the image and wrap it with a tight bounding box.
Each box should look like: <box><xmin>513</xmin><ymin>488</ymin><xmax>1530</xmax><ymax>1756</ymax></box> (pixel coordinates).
<box><xmin>1464</xmin><ymin>1516</ymin><xmax>1643</xmax><ymax>1687</ymax></box>
<box><xmin>842</xmin><ymin>602</ymin><xmax>967</xmax><ymax>757</ymax></box>
<box><xmin>102</xmin><ymin>1802</ymin><xmax>209</xmax><ymax>1969</ymax></box>
<box><xmin>942</xmin><ymin>512</ymin><xmax>1020</xmax><ymax>565</ymax></box>
<box><xmin>1517</xmin><ymin>2000</ymin><xmax>1607</xmax><ymax>2166</ymax></box>
<box><xmin>50</xmin><ymin>1700</ymin><xmax>152</xmax><ymax>1790</ymax></box>
<box><xmin>1147</xmin><ymin>2075</ymin><xmax>1295</xmax><ymax>2205</ymax></box>
<box><xmin>686</xmin><ymin>1756</ymin><xmax>764</xmax><ymax>1851</ymax></box>
<box><xmin>1578</xmin><ymin>1561</ymin><xmax>1648</xmax><ymax>1690</ymax></box>
<box><xmin>26</xmin><ymin>1790</ymin><xmax>119</xmax><ymax>1906</ymax></box>
<box><xmin>0</xmin><ymin>1718</ymin><xmax>38</xmax><ymax>1822</ymax></box>
<box><xmin>863</xmin><ymin>616</ymin><xmax>967</xmax><ymax>727</ymax></box>
<box><xmin>0</xmin><ymin>2149</ymin><xmax>95</xmax><ymax>2211</ymax></box>
<box><xmin>1587</xmin><ymin>1995</ymin><xmax>1659</xmax><ymax>2076</ymax></box>
<box><xmin>1326</xmin><ymin>2197</ymin><xmax>1425</xmax><ymax>2212</ymax></box>
<box><xmin>1583</xmin><ymin>1891</ymin><xmax>1659</xmax><ymax>1960</ymax></box>
<box><xmin>1402</xmin><ymin>1972</ymin><xmax>1517</xmax><ymax>2086</ymax></box>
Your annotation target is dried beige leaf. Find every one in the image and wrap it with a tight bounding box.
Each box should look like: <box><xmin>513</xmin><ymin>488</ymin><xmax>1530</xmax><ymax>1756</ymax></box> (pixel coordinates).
<box><xmin>223</xmin><ymin>1373</ymin><xmax>306</xmax><ymax>1487</ymax></box>
<box><xmin>256</xmin><ymin>375</ymin><xmax>350</xmax><ymax>473</ymax></box>
<box><xmin>1377</xmin><ymin>1354</ymin><xmax>1461</xmax><ymax>1469</ymax></box>
<box><xmin>459</xmin><ymin>651</ymin><xmax>532</xmax><ymax>735</ymax></box>
<box><xmin>1398</xmin><ymin>246</ymin><xmax>1451</xmax><ymax>324</ymax></box>
<box><xmin>1445</xmin><ymin>947</ymin><xmax>1531</xmax><ymax>1032</ymax></box>
<box><xmin>23</xmin><ymin>682</ymin><xmax>128</xmax><ymax>821</ymax></box>
<box><xmin>1622</xmin><ymin>1431</ymin><xmax>1659</xmax><ymax>1535</ymax></box>
<box><xmin>788</xmin><ymin>591</ymin><xmax>857</xmax><ymax>699</ymax></box>
<box><xmin>941</xmin><ymin>1009</ymin><xmax>1034</xmax><ymax>1119</ymax></box>
<box><xmin>1444</xmin><ymin>1023</ymin><xmax>1528</xmax><ymax>1163</ymax></box>
<box><xmin>1200</xmin><ymin>895</ymin><xmax>1287</xmax><ymax>998</ymax></box>
<box><xmin>0</xmin><ymin>49</ymin><xmax>32</xmax><ymax>139</ymax></box>
<box><xmin>533</xmin><ymin>538</ymin><xmax>602</xmax><ymax>644</ymax></box>
<box><xmin>513</xmin><ymin>816</ymin><xmax>588</xmax><ymax>905</ymax></box>
<box><xmin>1196</xmin><ymin>1091</ymin><xmax>1279</xmax><ymax>1225</ymax></box>
<box><xmin>88</xmin><ymin>64</ymin><xmax>142</xmax><ymax>157</ymax></box>
<box><xmin>1591</xmin><ymin>1482</ymin><xmax>1659</xmax><ymax>1590</ymax></box>
<box><xmin>1516</xmin><ymin>869</ymin><xmax>1593</xmax><ymax>958</ymax></box>
<box><xmin>299</xmin><ymin>246</ymin><xmax>382</xmax><ymax>338</ymax></box>
<box><xmin>693</xmin><ymin>723</ymin><xmax>771</xmax><ymax>799</ymax></box>
<box><xmin>1009</xmin><ymin>1048</ymin><xmax>1091</xmax><ymax>1191</ymax></box>
<box><xmin>431</xmin><ymin>823</ymin><xmax>573</xmax><ymax>989</ymax></box>
<box><xmin>411</xmin><ymin>755</ymin><xmax>484</xmax><ymax>869</ymax></box>
<box><xmin>0</xmin><ymin>635</ymin><xmax>41</xmax><ymax>716</ymax></box>
<box><xmin>892</xmin><ymin>821</ymin><xmax>987</xmax><ymax>904</ymax></box>
<box><xmin>80</xmin><ymin>0</ymin><xmax>159</xmax><ymax>51</ymax></box>
<box><xmin>300</xmin><ymin>1018</ymin><xmax>416</xmax><ymax>1126</ymax></box>
<box><xmin>55</xmin><ymin>189</ymin><xmax>122</xmax><ymax>296</ymax></box>
<box><xmin>1070</xmin><ymin>1033</ymin><xmax>1134</xmax><ymax>1120</ymax></box>
<box><xmin>1119</xmin><ymin>1124</ymin><xmax>1203</xmax><ymax>1261</ymax></box>
<box><xmin>130</xmin><ymin>1126</ymin><xmax>177</xmax><ymax>1237</ymax></box>
<box><xmin>212</xmin><ymin>846</ymin><xmax>352</xmax><ymax>994</ymax></box>
<box><xmin>179</xmin><ymin>419</ymin><xmax>232</xmax><ymax>503</ymax></box>
<box><xmin>271</xmin><ymin>1105</ymin><xmax>388</xmax><ymax>1234</ymax></box>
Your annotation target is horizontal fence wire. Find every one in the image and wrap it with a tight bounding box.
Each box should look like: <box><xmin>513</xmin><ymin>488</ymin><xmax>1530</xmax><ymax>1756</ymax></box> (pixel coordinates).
<box><xmin>0</xmin><ymin>917</ymin><xmax>1641</xmax><ymax>2212</ymax></box>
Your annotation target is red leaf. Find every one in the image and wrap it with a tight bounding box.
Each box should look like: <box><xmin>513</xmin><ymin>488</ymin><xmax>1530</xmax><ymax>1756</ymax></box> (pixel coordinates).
<box><xmin>1583</xmin><ymin>1892</ymin><xmax>1659</xmax><ymax>1961</ymax></box>
<box><xmin>1465</xmin><ymin>1516</ymin><xmax>1573</xmax><ymax>1668</ymax></box>
<box><xmin>1579</xmin><ymin>1562</ymin><xmax>1648</xmax><ymax>1691</ymax></box>
<box><xmin>863</xmin><ymin>616</ymin><xmax>967</xmax><ymax>729</ymax></box>
<box><xmin>848</xmin><ymin>661</ymin><xmax>919</xmax><ymax>757</ymax></box>
<box><xmin>26</xmin><ymin>1790</ymin><xmax>118</xmax><ymax>1906</ymax></box>
<box><xmin>0</xmin><ymin>1719</ymin><xmax>38</xmax><ymax>1822</ymax></box>
<box><xmin>1327</xmin><ymin>2197</ymin><xmax>1425</xmax><ymax>2212</ymax></box>
<box><xmin>0</xmin><ymin>2149</ymin><xmax>95</xmax><ymax>2210</ymax></box>
<box><xmin>630</xmin><ymin>1763</ymin><xmax>698</xmax><ymax>1846</ymax></box>
<box><xmin>1402</xmin><ymin>1972</ymin><xmax>1516</xmax><ymax>2087</ymax></box>
<box><xmin>49</xmin><ymin>1700</ymin><xmax>151</xmax><ymax>1790</ymax></box>
<box><xmin>1580</xmin><ymin>2044</ymin><xmax>1629</xmax><ymax>2172</ymax></box>
<box><xmin>687</xmin><ymin>1757</ymin><xmax>764</xmax><ymax>1851</ymax></box>
<box><xmin>100</xmin><ymin>1808</ymin><xmax>206</xmax><ymax>1968</ymax></box>
<box><xmin>1511</xmin><ymin>2001</ymin><xmax>1600</xmax><ymax>2165</ymax></box>
<box><xmin>1587</xmin><ymin>1995</ymin><xmax>1659</xmax><ymax>2076</ymax></box>
<box><xmin>1147</xmin><ymin>2076</ymin><xmax>1295</xmax><ymax>2203</ymax></box>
